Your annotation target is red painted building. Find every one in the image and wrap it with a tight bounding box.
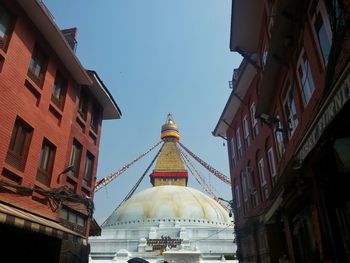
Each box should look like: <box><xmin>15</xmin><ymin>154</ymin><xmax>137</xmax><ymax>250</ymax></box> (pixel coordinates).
<box><xmin>214</xmin><ymin>0</ymin><xmax>350</xmax><ymax>262</ymax></box>
<box><xmin>0</xmin><ymin>0</ymin><xmax>121</xmax><ymax>262</ymax></box>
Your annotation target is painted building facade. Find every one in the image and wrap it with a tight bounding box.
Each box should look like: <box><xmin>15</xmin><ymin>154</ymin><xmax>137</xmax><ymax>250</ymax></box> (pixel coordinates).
<box><xmin>0</xmin><ymin>0</ymin><xmax>121</xmax><ymax>262</ymax></box>
<box><xmin>214</xmin><ymin>0</ymin><xmax>350</xmax><ymax>262</ymax></box>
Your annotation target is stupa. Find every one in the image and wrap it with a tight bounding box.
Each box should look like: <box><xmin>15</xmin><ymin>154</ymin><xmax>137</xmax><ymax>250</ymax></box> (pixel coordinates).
<box><xmin>89</xmin><ymin>114</ymin><xmax>236</xmax><ymax>263</ymax></box>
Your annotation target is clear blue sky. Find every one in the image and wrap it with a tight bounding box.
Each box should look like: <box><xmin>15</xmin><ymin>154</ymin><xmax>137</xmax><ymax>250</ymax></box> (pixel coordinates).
<box><xmin>44</xmin><ymin>0</ymin><xmax>242</xmax><ymax>223</ymax></box>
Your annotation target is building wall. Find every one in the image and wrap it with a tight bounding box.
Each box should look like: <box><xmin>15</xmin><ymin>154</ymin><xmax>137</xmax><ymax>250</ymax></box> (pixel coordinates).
<box><xmin>90</xmin><ymin>224</ymin><xmax>235</xmax><ymax>260</ymax></box>
<box><xmin>0</xmin><ymin>0</ymin><xmax>103</xmax><ymax>237</ymax></box>
<box><xmin>226</xmin><ymin>73</ymin><xmax>277</xmax><ymax>221</ymax></box>
<box><xmin>223</xmin><ymin>0</ymin><xmax>350</xmax><ymax>262</ymax></box>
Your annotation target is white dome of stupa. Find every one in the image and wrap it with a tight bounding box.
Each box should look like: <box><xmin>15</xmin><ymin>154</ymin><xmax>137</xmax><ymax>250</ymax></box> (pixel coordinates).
<box><xmin>103</xmin><ymin>185</ymin><xmax>230</xmax><ymax>229</ymax></box>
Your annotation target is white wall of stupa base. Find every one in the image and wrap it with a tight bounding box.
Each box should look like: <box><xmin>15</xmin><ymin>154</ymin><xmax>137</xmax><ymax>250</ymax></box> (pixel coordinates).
<box><xmin>89</xmin><ymin>220</ymin><xmax>236</xmax><ymax>262</ymax></box>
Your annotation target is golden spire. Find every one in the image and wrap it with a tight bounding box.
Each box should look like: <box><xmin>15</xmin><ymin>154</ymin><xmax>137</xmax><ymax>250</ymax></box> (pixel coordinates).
<box><xmin>150</xmin><ymin>114</ymin><xmax>188</xmax><ymax>187</ymax></box>
<box><xmin>161</xmin><ymin>113</ymin><xmax>180</xmax><ymax>141</ymax></box>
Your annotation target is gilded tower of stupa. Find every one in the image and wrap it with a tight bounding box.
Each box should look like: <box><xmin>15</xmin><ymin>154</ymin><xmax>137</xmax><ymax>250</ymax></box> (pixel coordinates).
<box><xmin>150</xmin><ymin>114</ymin><xmax>188</xmax><ymax>186</ymax></box>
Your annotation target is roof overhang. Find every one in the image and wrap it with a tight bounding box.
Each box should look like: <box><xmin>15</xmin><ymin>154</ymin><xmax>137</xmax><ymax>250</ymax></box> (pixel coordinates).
<box><xmin>256</xmin><ymin>0</ymin><xmax>304</xmax><ymax>116</ymax></box>
<box><xmin>86</xmin><ymin>70</ymin><xmax>122</xmax><ymax>120</ymax></box>
<box><xmin>16</xmin><ymin>0</ymin><xmax>92</xmax><ymax>85</ymax></box>
<box><xmin>230</xmin><ymin>0</ymin><xmax>264</xmax><ymax>53</ymax></box>
<box><xmin>213</xmin><ymin>60</ymin><xmax>256</xmax><ymax>138</ymax></box>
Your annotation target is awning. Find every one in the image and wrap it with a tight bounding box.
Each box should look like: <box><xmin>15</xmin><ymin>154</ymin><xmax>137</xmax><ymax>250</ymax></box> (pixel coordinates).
<box><xmin>0</xmin><ymin>202</ymin><xmax>86</xmax><ymax>243</ymax></box>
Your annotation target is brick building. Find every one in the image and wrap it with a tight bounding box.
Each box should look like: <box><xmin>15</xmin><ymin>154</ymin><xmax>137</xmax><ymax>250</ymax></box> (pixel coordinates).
<box><xmin>214</xmin><ymin>0</ymin><xmax>350</xmax><ymax>262</ymax></box>
<box><xmin>0</xmin><ymin>0</ymin><xmax>121</xmax><ymax>262</ymax></box>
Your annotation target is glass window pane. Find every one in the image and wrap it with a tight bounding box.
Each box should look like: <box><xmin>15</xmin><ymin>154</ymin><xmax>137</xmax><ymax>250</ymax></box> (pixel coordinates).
<box><xmin>0</xmin><ymin>12</ymin><xmax>10</xmax><ymax>38</ymax></box>
<box><xmin>68</xmin><ymin>211</ymin><xmax>77</xmax><ymax>223</ymax></box>
<box><xmin>60</xmin><ymin>209</ymin><xmax>68</xmax><ymax>220</ymax></box>
<box><xmin>77</xmin><ymin>216</ymin><xmax>85</xmax><ymax>226</ymax></box>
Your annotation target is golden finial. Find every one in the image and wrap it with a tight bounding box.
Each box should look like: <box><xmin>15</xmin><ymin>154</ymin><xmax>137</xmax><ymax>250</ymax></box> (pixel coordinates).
<box><xmin>161</xmin><ymin>113</ymin><xmax>180</xmax><ymax>141</ymax></box>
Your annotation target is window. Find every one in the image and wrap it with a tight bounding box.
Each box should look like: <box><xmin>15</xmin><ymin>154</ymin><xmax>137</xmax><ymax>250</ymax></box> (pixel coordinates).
<box><xmin>261</xmin><ymin>41</ymin><xmax>268</xmax><ymax>67</ymax></box>
<box><xmin>27</xmin><ymin>46</ymin><xmax>47</xmax><ymax>87</ymax></box>
<box><xmin>246</xmin><ymin>167</ymin><xmax>259</xmax><ymax>208</ymax></box>
<box><xmin>60</xmin><ymin>208</ymin><xmax>86</xmax><ymax>227</ymax></box>
<box><xmin>258</xmin><ymin>158</ymin><xmax>267</xmax><ymax>186</ymax></box>
<box><xmin>0</xmin><ymin>4</ymin><xmax>13</xmax><ymax>51</ymax></box>
<box><xmin>242</xmin><ymin>171</ymin><xmax>248</xmax><ymax>203</ymax></box>
<box><xmin>241</xmin><ymin>171</ymin><xmax>249</xmax><ymax>213</ymax></box>
<box><xmin>90</xmin><ymin>103</ymin><xmax>101</xmax><ymax>133</ymax></box>
<box><xmin>267</xmin><ymin>147</ymin><xmax>277</xmax><ymax>185</ymax></box>
<box><xmin>274</xmin><ymin>114</ymin><xmax>285</xmax><ymax>158</ymax></box>
<box><xmin>250</xmin><ymin>103</ymin><xmax>259</xmax><ymax>137</ymax></box>
<box><xmin>235</xmin><ymin>185</ymin><xmax>241</xmax><ymax>208</ymax></box>
<box><xmin>243</xmin><ymin>116</ymin><xmax>251</xmax><ymax>148</ymax></box>
<box><xmin>258</xmin><ymin>158</ymin><xmax>268</xmax><ymax>200</ymax></box>
<box><xmin>69</xmin><ymin>139</ymin><xmax>82</xmax><ymax>177</ymax></box>
<box><xmin>236</xmin><ymin>129</ymin><xmax>243</xmax><ymax>158</ymax></box>
<box><xmin>298</xmin><ymin>52</ymin><xmax>315</xmax><ymax>104</ymax></box>
<box><xmin>312</xmin><ymin>1</ymin><xmax>332</xmax><ymax>64</ymax></box>
<box><xmin>78</xmin><ymin>88</ymin><xmax>88</xmax><ymax>120</ymax></box>
<box><xmin>51</xmin><ymin>71</ymin><xmax>67</xmax><ymax>110</ymax></box>
<box><xmin>5</xmin><ymin>118</ymin><xmax>33</xmax><ymax>171</ymax></box>
<box><xmin>284</xmin><ymin>84</ymin><xmax>298</xmax><ymax>136</ymax></box>
<box><xmin>83</xmin><ymin>152</ymin><xmax>94</xmax><ymax>186</ymax></box>
<box><xmin>230</xmin><ymin>136</ymin><xmax>237</xmax><ymax>168</ymax></box>
<box><xmin>36</xmin><ymin>139</ymin><xmax>56</xmax><ymax>186</ymax></box>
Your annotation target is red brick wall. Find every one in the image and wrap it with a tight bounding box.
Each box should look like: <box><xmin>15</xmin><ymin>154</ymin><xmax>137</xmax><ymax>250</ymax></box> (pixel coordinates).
<box><xmin>227</xmin><ymin>74</ymin><xmax>278</xmax><ymax>221</ymax></box>
<box><xmin>0</xmin><ymin>0</ymin><xmax>101</xmax><ymax>236</ymax></box>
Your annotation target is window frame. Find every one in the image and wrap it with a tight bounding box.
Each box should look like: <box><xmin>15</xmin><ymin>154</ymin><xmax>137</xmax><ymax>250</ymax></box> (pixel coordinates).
<box><xmin>310</xmin><ymin>0</ymin><xmax>332</xmax><ymax>65</ymax></box>
<box><xmin>90</xmin><ymin>102</ymin><xmax>101</xmax><ymax>133</ymax></box>
<box><xmin>27</xmin><ymin>45</ymin><xmax>47</xmax><ymax>87</ymax></box>
<box><xmin>0</xmin><ymin>4</ymin><xmax>14</xmax><ymax>51</ymax></box>
<box><xmin>273</xmin><ymin>114</ymin><xmax>285</xmax><ymax>159</ymax></box>
<box><xmin>69</xmin><ymin>139</ymin><xmax>82</xmax><ymax>178</ymax></box>
<box><xmin>51</xmin><ymin>71</ymin><xmax>67</xmax><ymax>110</ymax></box>
<box><xmin>235</xmin><ymin>184</ymin><xmax>241</xmax><ymax>208</ymax></box>
<box><xmin>83</xmin><ymin>151</ymin><xmax>94</xmax><ymax>186</ymax></box>
<box><xmin>60</xmin><ymin>208</ymin><xmax>86</xmax><ymax>227</ymax></box>
<box><xmin>258</xmin><ymin>158</ymin><xmax>269</xmax><ymax>200</ymax></box>
<box><xmin>247</xmin><ymin>167</ymin><xmax>259</xmax><ymax>208</ymax></box>
<box><xmin>250</xmin><ymin>103</ymin><xmax>259</xmax><ymax>137</ymax></box>
<box><xmin>242</xmin><ymin>171</ymin><xmax>248</xmax><ymax>202</ymax></box>
<box><xmin>78</xmin><ymin>88</ymin><xmax>89</xmax><ymax>120</ymax></box>
<box><xmin>5</xmin><ymin>118</ymin><xmax>33</xmax><ymax>171</ymax></box>
<box><xmin>283</xmin><ymin>83</ymin><xmax>299</xmax><ymax>137</ymax></box>
<box><xmin>258</xmin><ymin>158</ymin><xmax>267</xmax><ymax>186</ymax></box>
<box><xmin>243</xmin><ymin>115</ymin><xmax>251</xmax><ymax>148</ymax></box>
<box><xmin>267</xmin><ymin>147</ymin><xmax>277</xmax><ymax>184</ymax></box>
<box><xmin>261</xmin><ymin>40</ymin><xmax>268</xmax><ymax>67</ymax></box>
<box><xmin>230</xmin><ymin>136</ymin><xmax>237</xmax><ymax>168</ymax></box>
<box><xmin>236</xmin><ymin>128</ymin><xmax>243</xmax><ymax>158</ymax></box>
<box><xmin>36</xmin><ymin>138</ymin><xmax>56</xmax><ymax>186</ymax></box>
<box><xmin>297</xmin><ymin>51</ymin><xmax>315</xmax><ymax>104</ymax></box>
